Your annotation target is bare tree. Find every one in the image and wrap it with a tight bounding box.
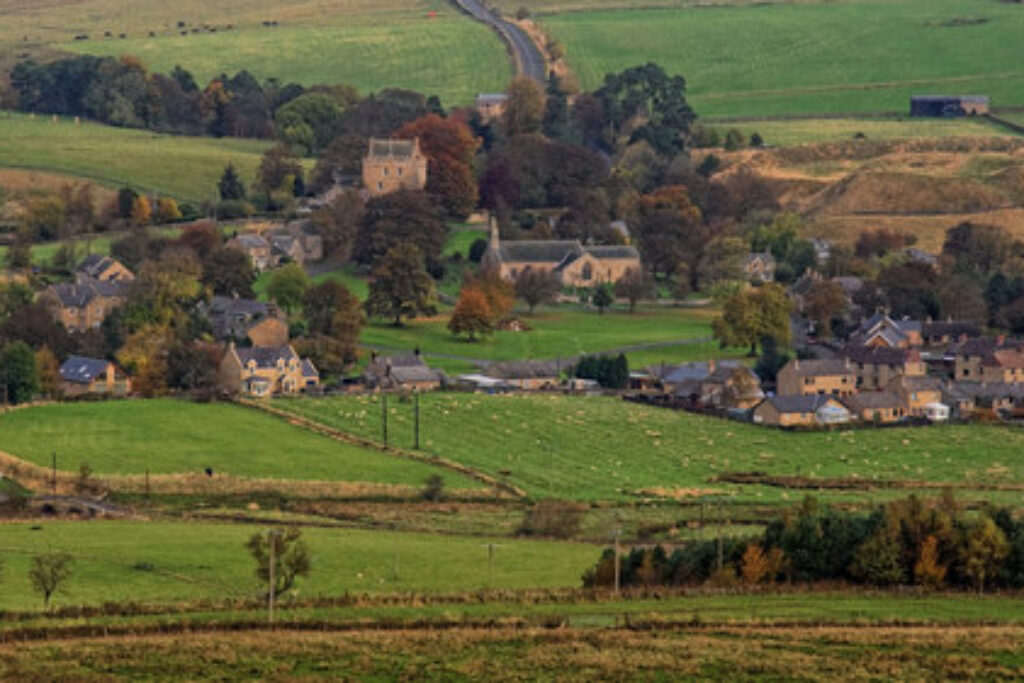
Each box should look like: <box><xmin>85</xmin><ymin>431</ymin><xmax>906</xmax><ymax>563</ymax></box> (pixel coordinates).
<box><xmin>29</xmin><ymin>553</ymin><xmax>74</xmax><ymax>609</ymax></box>
<box><xmin>514</xmin><ymin>268</ymin><xmax>561</xmax><ymax>314</ymax></box>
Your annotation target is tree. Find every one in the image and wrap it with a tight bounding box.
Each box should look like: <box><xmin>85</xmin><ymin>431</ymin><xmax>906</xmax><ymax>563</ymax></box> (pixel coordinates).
<box><xmin>34</xmin><ymin>346</ymin><xmax>60</xmax><ymax>399</ymax></box>
<box><xmin>740</xmin><ymin>544</ymin><xmax>771</xmax><ymax>585</ymax></box>
<box><xmin>5</xmin><ymin>229</ymin><xmax>31</xmax><ymax>270</ymax></box>
<box><xmin>118</xmin><ymin>187</ymin><xmax>140</xmax><ymax>220</ymax></box>
<box><xmin>515</xmin><ymin>268</ymin><xmax>561</xmax><ymax>314</ymax></box>
<box><xmin>422</xmin><ymin>474</ymin><xmax>445</xmax><ymax>501</ymax></box>
<box><xmin>942</xmin><ymin>222</ymin><xmax>1013</xmax><ymax>279</ymax></box>
<box><xmin>117</xmin><ymin>324</ymin><xmax>173</xmax><ymax>397</ymax></box>
<box><xmin>698</xmin><ymin>236</ymin><xmax>748</xmax><ymax>288</ymax></box>
<box><xmin>266</xmin><ymin>263</ymin><xmax>310</xmax><ymax>314</ymax></box>
<box><xmin>177</xmin><ymin>221</ymin><xmax>223</xmax><ymax>260</ymax></box>
<box><xmin>712</xmin><ymin>284</ymin><xmax>793</xmax><ymax>355</ymax></box>
<box><xmin>574</xmin><ymin>354</ymin><xmax>628</xmax><ymax>388</ymax></box>
<box><xmin>850</xmin><ymin>528</ymin><xmax>906</xmax><ymax>586</ymax></box>
<box><xmin>592</xmin><ymin>283</ymin><xmax>613</xmax><ymax>314</ymax></box>
<box><xmin>24</xmin><ymin>195</ymin><xmax>66</xmax><ymax>240</ymax></box>
<box><xmin>723</xmin><ymin>128</ymin><xmax>745</xmax><ymax>151</ymax></box>
<box><xmin>299</xmin><ymin>280</ymin><xmax>364</xmax><ymax>373</ymax></box>
<box><xmin>0</xmin><ymin>341</ymin><xmax>39</xmax><ymax>405</ymax></box>
<box><xmin>633</xmin><ymin>185</ymin><xmax>705</xmax><ymax>284</ymax></box>
<box><xmin>130</xmin><ymin>195</ymin><xmax>151</xmax><ymax>226</ymax></box>
<box><xmin>29</xmin><ymin>552</ymin><xmax>73</xmax><ymax>609</ymax></box>
<box><xmin>503</xmin><ymin>76</ymin><xmax>546</xmax><ymax>136</ymax></box>
<box><xmin>938</xmin><ymin>274</ymin><xmax>986</xmax><ymax>323</ymax></box>
<box><xmin>959</xmin><ymin>516</ymin><xmax>1009</xmax><ymax>593</ymax></box>
<box><xmin>855</xmin><ymin>228</ymin><xmax>912</xmax><ymax>259</ymax></box>
<box><xmin>448</xmin><ymin>286</ymin><xmax>494</xmax><ymax>341</ymax></box>
<box><xmin>218</xmin><ymin>162</ymin><xmax>246</xmax><ymax>201</ymax></box>
<box><xmin>517</xmin><ymin>500</ymin><xmax>585</xmax><ymax>539</ymax></box>
<box><xmin>365</xmin><ymin>244</ymin><xmax>437</xmax><ymax>325</ymax></box>
<box><xmin>154</xmin><ymin>197</ymin><xmax>182</xmax><ymax>223</ymax></box>
<box><xmin>592</xmin><ymin>63</ymin><xmax>696</xmax><ymax>155</ymax></box>
<box><xmin>256</xmin><ymin>144</ymin><xmax>304</xmax><ymax>208</ymax></box>
<box><xmin>308</xmin><ymin>133</ymin><xmax>367</xmax><ymax>194</ymax></box>
<box><xmin>614</xmin><ymin>268</ymin><xmax>655</xmax><ymax>313</ymax></box>
<box><xmin>275</xmin><ymin>92</ymin><xmax>344</xmax><ymax>155</ymax></box>
<box><xmin>396</xmin><ymin>114</ymin><xmax>480</xmax><ymax>219</ymax></box>
<box><xmin>246</xmin><ymin>528</ymin><xmax>311</xmax><ymax>597</ymax></box>
<box><xmin>465</xmin><ymin>267</ymin><xmax>514</xmax><ymax>323</ymax></box>
<box><xmin>310</xmin><ymin>189</ymin><xmax>363</xmax><ymax>260</ymax></box>
<box><xmin>803</xmin><ymin>280</ymin><xmax>847</xmax><ymax>337</ymax></box>
<box><xmin>914</xmin><ymin>534</ymin><xmax>948</xmax><ymax>590</ymax></box>
<box><xmin>355</xmin><ymin>191</ymin><xmax>449</xmax><ymax>270</ymax></box>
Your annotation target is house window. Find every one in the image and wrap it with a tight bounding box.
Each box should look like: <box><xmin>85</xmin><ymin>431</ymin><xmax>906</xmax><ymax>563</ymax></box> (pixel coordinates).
<box><xmin>382</xmin><ymin>167</ymin><xmax>389</xmax><ymax>177</ymax></box>
<box><xmin>397</xmin><ymin>167</ymin><xmax>403</xmax><ymax>176</ymax></box>
<box><xmin>582</xmin><ymin>263</ymin><xmax>592</xmax><ymax>281</ymax></box>
<box><xmin>377</xmin><ymin>182</ymin><xmax>383</xmax><ymax>191</ymax></box>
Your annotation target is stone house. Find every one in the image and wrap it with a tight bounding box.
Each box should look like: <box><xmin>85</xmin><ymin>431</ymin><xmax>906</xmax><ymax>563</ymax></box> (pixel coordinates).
<box><xmin>920</xmin><ymin>320</ymin><xmax>981</xmax><ymax>347</ymax></box>
<box><xmin>197</xmin><ymin>296</ymin><xmax>289</xmax><ymax>347</ymax></box>
<box><xmin>743</xmin><ymin>251</ymin><xmax>776</xmax><ymax>283</ymax></box>
<box><xmin>227</xmin><ymin>234</ymin><xmax>273</xmax><ymax>271</ymax></box>
<box><xmin>59</xmin><ymin>355</ymin><xmax>132</xmax><ymax>397</ymax></box>
<box><xmin>699</xmin><ymin>364</ymin><xmax>765</xmax><ymax>410</ymax></box>
<box><xmin>361</xmin><ymin>138</ymin><xmax>428</xmax><ymax>197</ymax></box>
<box><xmin>268</xmin><ymin>222</ymin><xmax>324</xmax><ymax>265</ymax></box>
<box><xmin>40</xmin><ymin>278</ymin><xmax>128</xmax><ymax>332</ymax></box>
<box><xmin>483</xmin><ymin>224</ymin><xmax>641</xmax><ymax>289</ymax></box>
<box><xmin>75</xmin><ymin>254</ymin><xmax>134</xmax><ymax>284</ymax></box>
<box><xmin>776</xmin><ymin>358</ymin><xmax>856</xmax><ymax>397</ymax></box>
<box><xmin>841</xmin><ymin>392</ymin><xmax>906</xmax><ymax>424</ymax></box>
<box><xmin>944</xmin><ymin>381</ymin><xmax>1024</xmax><ymax>416</ymax></box>
<box><xmin>218</xmin><ymin>344</ymin><xmax>319</xmax><ymax>397</ymax></box>
<box><xmin>362</xmin><ymin>354</ymin><xmax>445</xmax><ymax>392</ymax></box>
<box><xmin>475</xmin><ymin>93</ymin><xmax>508</xmax><ymax>123</ymax></box>
<box><xmin>887</xmin><ymin>375</ymin><xmax>944</xmax><ymax>417</ymax></box>
<box><xmin>752</xmin><ymin>395</ymin><xmax>851</xmax><ymax>427</ymax></box>
<box><xmin>949</xmin><ymin>337</ymin><xmax>1024</xmax><ymax>382</ymax></box>
<box><xmin>851</xmin><ymin>313</ymin><xmax>923</xmax><ymax>349</ymax></box>
<box><xmin>842</xmin><ymin>345</ymin><xmax>926</xmax><ymax>391</ymax></box>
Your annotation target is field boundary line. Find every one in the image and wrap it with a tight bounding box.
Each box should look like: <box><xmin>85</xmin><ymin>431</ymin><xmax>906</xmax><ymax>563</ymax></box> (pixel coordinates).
<box><xmin>237</xmin><ymin>399</ymin><xmax>528</xmax><ymax>499</ymax></box>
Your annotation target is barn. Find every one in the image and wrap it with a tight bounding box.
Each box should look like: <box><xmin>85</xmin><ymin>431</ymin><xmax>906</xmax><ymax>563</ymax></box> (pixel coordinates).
<box><xmin>910</xmin><ymin>95</ymin><xmax>989</xmax><ymax>117</ymax></box>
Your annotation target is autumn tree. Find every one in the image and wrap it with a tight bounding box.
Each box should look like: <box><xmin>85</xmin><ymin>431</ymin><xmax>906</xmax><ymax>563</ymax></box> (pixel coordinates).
<box><xmin>740</xmin><ymin>544</ymin><xmax>771</xmax><ymax>585</ymax></box>
<box><xmin>246</xmin><ymin>528</ymin><xmax>311</xmax><ymax>597</ymax></box>
<box><xmin>154</xmin><ymin>197</ymin><xmax>182</xmax><ymax>223</ymax></box>
<box><xmin>396</xmin><ymin>114</ymin><xmax>480</xmax><ymax>219</ymax></box>
<box><xmin>310</xmin><ymin>189</ymin><xmax>363</xmax><ymax>260</ymax></box>
<box><xmin>176</xmin><ymin>221</ymin><xmax>222</xmax><ymax>259</ymax></box>
<box><xmin>803</xmin><ymin>279</ymin><xmax>847</xmax><ymax>337</ymax></box>
<box><xmin>633</xmin><ymin>185</ymin><xmax>705</xmax><ymax>285</ymax></box>
<box><xmin>914</xmin><ymin>534</ymin><xmax>948</xmax><ymax>590</ymax></box>
<box><xmin>29</xmin><ymin>552</ymin><xmax>74</xmax><ymax>609</ymax></box>
<box><xmin>265</xmin><ymin>263</ymin><xmax>310</xmax><ymax>314</ymax></box>
<box><xmin>117</xmin><ymin>324</ymin><xmax>173</xmax><ymax>397</ymax></box>
<box><xmin>34</xmin><ymin>346</ymin><xmax>60</xmax><ymax>399</ymax></box>
<box><xmin>515</xmin><ymin>268</ymin><xmax>561</xmax><ymax>314</ymax></box>
<box><xmin>503</xmin><ymin>76</ymin><xmax>546</xmax><ymax>136</ymax></box>
<box><xmin>465</xmin><ymin>267</ymin><xmax>514</xmax><ymax>322</ymax></box>
<box><xmin>712</xmin><ymin>283</ymin><xmax>793</xmax><ymax>355</ymax></box>
<box><xmin>130</xmin><ymin>195</ymin><xmax>152</xmax><ymax>226</ymax></box>
<box><xmin>365</xmin><ymin>244</ymin><xmax>437</xmax><ymax>325</ymax></box>
<box><xmin>448</xmin><ymin>286</ymin><xmax>493</xmax><ymax>341</ymax></box>
<box><xmin>201</xmin><ymin>247</ymin><xmax>257</xmax><ymax>298</ymax></box>
<box><xmin>614</xmin><ymin>267</ymin><xmax>655</xmax><ymax>313</ymax></box>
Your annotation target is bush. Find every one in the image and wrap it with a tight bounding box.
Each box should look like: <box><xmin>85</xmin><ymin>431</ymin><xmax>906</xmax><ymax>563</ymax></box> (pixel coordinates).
<box><xmin>421</xmin><ymin>474</ymin><xmax>445</xmax><ymax>502</ymax></box>
<box><xmin>518</xmin><ymin>500</ymin><xmax>586</xmax><ymax>539</ymax></box>
<box><xmin>468</xmin><ymin>238</ymin><xmax>488</xmax><ymax>263</ymax></box>
<box><xmin>217</xmin><ymin>200</ymin><xmax>255</xmax><ymax>219</ymax></box>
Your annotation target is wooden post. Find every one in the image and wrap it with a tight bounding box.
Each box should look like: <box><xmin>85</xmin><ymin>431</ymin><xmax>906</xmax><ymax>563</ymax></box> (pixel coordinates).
<box><xmin>382</xmin><ymin>393</ymin><xmax>389</xmax><ymax>449</ymax></box>
<box><xmin>613</xmin><ymin>530</ymin><xmax>621</xmax><ymax>595</ymax></box>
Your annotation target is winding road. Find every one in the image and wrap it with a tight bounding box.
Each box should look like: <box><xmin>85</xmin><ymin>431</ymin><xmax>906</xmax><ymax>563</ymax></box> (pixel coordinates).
<box><xmin>451</xmin><ymin>0</ymin><xmax>547</xmax><ymax>82</ymax></box>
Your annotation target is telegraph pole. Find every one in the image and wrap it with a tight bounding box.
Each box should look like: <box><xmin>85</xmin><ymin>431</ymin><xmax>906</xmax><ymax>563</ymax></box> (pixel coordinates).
<box><xmin>716</xmin><ymin>497</ymin><xmax>724</xmax><ymax>572</ymax></box>
<box><xmin>414</xmin><ymin>390</ymin><xmax>420</xmax><ymax>450</ymax></box>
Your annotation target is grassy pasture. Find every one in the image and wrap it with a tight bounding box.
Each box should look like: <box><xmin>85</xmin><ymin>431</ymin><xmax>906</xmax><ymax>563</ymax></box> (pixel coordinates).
<box><xmin>543</xmin><ymin>0</ymin><xmax>1024</xmax><ymax>118</ymax></box>
<box><xmin>56</xmin><ymin>1</ymin><xmax>510</xmax><ymax>106</ymax></box>
<box><xmin>361</xmin><ymin>305</ymin><xmax>716</xmax><ymax>362</ymax></box>
<box><xmin>710</xmin><ymin>117</ymin><xmax>1014</xmax><ymax>147</ymax></box>
<box><xmin>0</xmin><ymin>399</ymin><xmax>478</xmax><ymax>489</ymax></box>
<box><xmin>0</xmin><ymin>113</ymin><xmax>273</xmax><ymax>202</ymax></box>
<box><xmin>278</xmin><ymin>393</ymin><xmax>1024</xmax><ymax>503</ymax></box>
<box><xmin>0</xmin><ymin>520</ymin><xmax>596</xmax><ymax>610</ymax></box>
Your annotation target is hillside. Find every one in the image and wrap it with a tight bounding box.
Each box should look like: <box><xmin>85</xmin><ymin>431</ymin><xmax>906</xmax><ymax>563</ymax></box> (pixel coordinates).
<box><xmin>1</xmin><ymin>0</ymin><xmax>510</xmax><ymax>106</ymax></box>
<box><xmin>0</xmin><ymin>113</ymin><xmax>276</xmax><ymax>201</ymax></box>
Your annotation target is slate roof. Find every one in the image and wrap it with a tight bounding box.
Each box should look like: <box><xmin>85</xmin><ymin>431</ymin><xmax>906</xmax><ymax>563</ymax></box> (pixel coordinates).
<box><xmin>945</xmin><ymin>381</ymin><xmax>1024</xmax><ymax>402</ymax></box>
<box><xmin>301</xmin><ymin>359</ymin><xmax>319</xmax><ymax>379</ymax></box>
<box><xmin>786</xmin><ymin>358</ymin><xmax>853</xmax><ymax>377</ymax></box>
<box><xmin>584</xmin><ymin>245</ymin><xmax>640</xmax><ymax>260</ymax></box>
<box><xmin>497</xmin><ymin>240</ymin><xmax>583</xmax><ymax>264</ymax></box>
<box><xmin>389</xmin><ymin>365</ymin><xmax>444</xmax><ymax>384</ymax></box>
<box><xmin>76</xmin><ymin>254</ymin><xmax>124</xmax><ymax>279</ymax></box>
<box><xmin>843</xmin><ymin>345</ymin><xmax>916</xmax><ymax>365</ymax></box>
<box><xmin>367</xmin><ymin>138</ymin><xmax>418</xmax><ymax>159</ymax></box>
<box><xmin>59</xmin><ymin>356</ymin><xmax>111</xmax><ymax>384</ymax></box>
<box><xmin>985</xmin><ymin>349</ymin><xmax>1024</xmax><ymax>369</ymax></box>
<box><xmin>843</xmin><ymin>392</ymin><xmax>903</xmax><ymax>412</ymax></box>
<box><xmin>49</xmin><ymin>279</ymin><xmax>126</xmax><ymax>308</ymax></box>
<box><xmin>200</xmin><ymin>296</ymin><xmax>282</xmax><ymax>340</ymax></box>
<box><xmin>895</xmin><ymin>376</ymin><xmax>944</xmax><ymax>393</ymax></box>
<box><xmin>921</xmin><ymin>321</ymin><xmax>981</xmax><ymax>339</ymax></box>
<box><xmin>234</xmin><ymin>234</ymin><xmax>269</xmax><ymax>250</ymax></box>
<box><xmin>483</xmin><ymin>360</ymin><xmax>562</xmax><ymax>380</ymax></box>
<box><xmin>476</xmin><ymin>93</ymin><xmax>509</xmax><ymax>104</ymax></box>
<box><xmin>235</xmin><ymin>345</ymin><xmax>298</xmax><ymax>369</ymax></box>
<box><xmin>835</xmin><ymin>276</ymin><xmax>864</xmax><ymax>295</ymax></box>
<box><xmin>762</xmin><ymin>394</ymin><xmax>844</xmax><ymax>414</ymax></box>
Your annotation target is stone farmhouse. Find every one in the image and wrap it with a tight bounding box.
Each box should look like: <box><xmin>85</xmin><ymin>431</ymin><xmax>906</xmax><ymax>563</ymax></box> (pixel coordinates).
<box><xmin>361</xmin><ymin>138</ymin><xmax>428</xmax><ymax>197</ymax></box>
<box><xmin>41</xmin><ymin>278</ymin><xmax>128</xmax><ymax>332</ymax></box>
<box><xmin>752</xmin><ymin>395</ymin><xmax>851</xmax><ymax>427</ymax></box>
<box><xmin>227</xmin><ymin>223</ymin><xmax>323</xmax><ymax>273</ymax></box>
<box><xmin>840</xmin><ymin>392</ymin><xmax>906</xmax><ymax>424</ymax></box>
<box><xmin>776</xmin><ymin>359</ymin><xmax>857</xmax><ymax>398</ymax></box>
<box><xmin>362</xmin><ymin>354</ymin><xmax>445</xmax><ymax>392</ymax></box>
<box><xmin>197</xmin><ymin>296</ymin><xmax>289</xmax><ymax>347</ymax></box>
<box><xmin>481</xmin><ymin>360</ymin><xmax>563</xmax><ymax>390</ymax></box>
<box><xmin>842</xmin><ymin>345</ymin><xmax>926</xmax><ymax>391</ymax></box>
<box><xmin>949</xmin><ymin>337</ymin><xmax>1024</xmax><ymax>382</ymax></box>
<box><xmin>59</xmin><ymin>355</ymin><xmax>131</xmax><ymax>397</ymax></box>
<box><xmin>218</xmin><ymin>344</ymin><xmax>319</xmax><ymax>397</ymax></box>
<box><xmin>483</xmin><ymin>225</ymin><xmax>642</xmax><ymax>288</ymax></box>
<box><xmin>227</xmin><ymin>234</ymin><xmax>274</xmax><ymax>271</ymax></box>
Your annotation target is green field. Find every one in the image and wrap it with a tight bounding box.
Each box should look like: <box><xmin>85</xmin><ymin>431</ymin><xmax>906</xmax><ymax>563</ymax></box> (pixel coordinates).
<box><xmin>362</xmin><ymin>306</ymin><xmax>717</xmax><ymax>362</ymax></box>
<box><xmin>710</xmin><ymin>117</ymin><xmax>1015</xmax><ymax>147</ymax></box>
<box><xmin>0</xmin><ymin>400</ymin><xmax>478</xmax><ymax>488</ymax></box>
<box><xmin>0</xmin><ymin>520</ymin><xmax>595</xmax><ymax>610</ymax></box>
<box><xmin>52</xmin><ymin>1</ymin><xmax>509</xmax><ymax>106</ymax></box>
<box><xmin>0</xmin><ymin>224</ymin><xmax>193</xmax><ymax>267</ymax></box>
<box><xmin>278</xmin><ymin>393</ymin><xmax>1024</xmax><ymax>502</ymax></box>
<box><xmin>0</xmin><ymin>113</ymin><xmax>273</xmax><ymax>201</ymax></box>
<box><xmin>543</xmin><ymin>0</ymin><xmax>1024</xmax><ymax>117</ymax></box>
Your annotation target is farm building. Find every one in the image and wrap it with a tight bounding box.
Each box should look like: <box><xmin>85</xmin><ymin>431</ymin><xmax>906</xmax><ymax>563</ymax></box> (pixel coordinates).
<box><xmin>910</xmin><ymin>96</ymin><xmax>989</xmax><ymax>117</ymax></box>
<box><xmin>59</xmin><ymin>355</ymin><xmax>132</xmax><ymax>397</ymax></box>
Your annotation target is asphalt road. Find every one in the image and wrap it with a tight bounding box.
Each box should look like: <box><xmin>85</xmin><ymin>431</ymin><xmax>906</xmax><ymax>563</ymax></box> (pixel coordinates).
<box><xmin>452</xmin><ymin>0</ymin><xmax>547</xmax><ymax>82</ymax></box>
